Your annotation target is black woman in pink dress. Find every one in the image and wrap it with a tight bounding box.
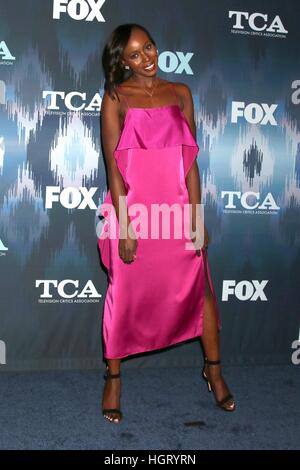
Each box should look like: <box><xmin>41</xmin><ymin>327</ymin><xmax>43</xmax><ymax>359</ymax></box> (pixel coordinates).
<box><xmin>98</xmin><ymin>23</ymin><xmax>235</xmax><ymax>423</ymax></box>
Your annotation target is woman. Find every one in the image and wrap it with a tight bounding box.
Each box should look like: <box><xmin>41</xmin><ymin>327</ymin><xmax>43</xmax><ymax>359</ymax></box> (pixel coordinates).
<box><xmin>98</xmin><ymin>23</ymin><xmax>235</xmax><ymax>423</ymax></box>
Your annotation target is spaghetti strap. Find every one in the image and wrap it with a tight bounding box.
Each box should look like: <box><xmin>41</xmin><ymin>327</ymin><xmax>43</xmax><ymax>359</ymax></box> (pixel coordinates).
<box><xmin>122</xmin><ymin>92</ymin><xmax>130</xmax><ymax>110</ymax></box>
<box><xmin>168</xmin><ymin>82</ymin><xmax>180</xmax><ymax>107</ymax></box>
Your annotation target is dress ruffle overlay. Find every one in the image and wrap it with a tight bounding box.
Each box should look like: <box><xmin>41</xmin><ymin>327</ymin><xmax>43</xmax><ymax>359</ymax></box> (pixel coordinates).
<box><xmin>98</xmin><ymin>103</ymin><xmax>220</xmax><ymax>359</ymax></box>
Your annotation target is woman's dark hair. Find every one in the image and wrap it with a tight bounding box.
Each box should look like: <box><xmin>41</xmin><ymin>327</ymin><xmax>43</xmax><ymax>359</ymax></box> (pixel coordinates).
<box><xmin>102</xmin><ymin>23</ymin><xmax>157</xmax><ymax>101</ymax></box>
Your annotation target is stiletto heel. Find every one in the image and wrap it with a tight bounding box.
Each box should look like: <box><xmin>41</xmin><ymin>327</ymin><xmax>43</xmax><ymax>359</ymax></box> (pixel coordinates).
<box><xmin>203</xmin><ymin>369</ymin><xmax>212</xmax><ymax>392</ymax></box>
<box><xmin>202</xmin><ymin>358</ymin><xmax>236</xmax><ymax>412</ymax></box>
<box><xmin>102</xmin><ymin>366</ymin><xmax>123</xmax><ymax>423</ymax></box>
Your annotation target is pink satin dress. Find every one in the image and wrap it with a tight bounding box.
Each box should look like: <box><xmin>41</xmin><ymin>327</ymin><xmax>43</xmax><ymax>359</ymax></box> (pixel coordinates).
<box><xmin>98</xmin><ymin>82</ymin><xmax>220</xmax><ymax>359</ymax></box>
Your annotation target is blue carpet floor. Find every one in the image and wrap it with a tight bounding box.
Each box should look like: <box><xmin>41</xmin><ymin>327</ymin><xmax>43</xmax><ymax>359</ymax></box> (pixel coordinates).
<box><xmin>0</xmin><ymin>365</ymin><xmax>299</xmax><ymax>450</ymax></box>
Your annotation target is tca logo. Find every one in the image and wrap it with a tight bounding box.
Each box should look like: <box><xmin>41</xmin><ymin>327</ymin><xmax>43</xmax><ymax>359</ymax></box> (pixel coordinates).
<box><xmin>229</xmin><ymin>11</ymin><xmax>288</xmax><ymax>35</ymax></box>
<box><xmin>158</xmin><ymin>51</ymin><xmax>194</xmax><ymax>75</ymax></box>
<box><xmin>0</xmin><ymin>41</ymin><xmax>15</xmax><ymax>61</ymax></box>
<box><xmin>231</xmin><ymin>101</ymin><xmax>278</xmax><ymax>126</ymax></box>
<box><xmin>36</xmin><ymin>280</ymin><xmax>101</xmax><ymax>299</ymax></box>
<box><xmin>222</xmin><ymin>280</ymin><xmax>268</xmax><ymax>301</ymax></box>
<box><xmin>43</xmin><ymin>91</ymin><xmax>101</xmax><ymax>112</ymax></box>
<box><xmin>221</xmin><ymin>191</ymin><xmax>280</xmax><ymax>211</ymax></box>
<box><xmin>46</xmin><ymin>186</ymin><xmax>98</xmax><ymax>209</ymax></box>
<box><xmin>53</xmin><ymin>0</ymin><xmax>105</xmax><ymax>22</ymax></box>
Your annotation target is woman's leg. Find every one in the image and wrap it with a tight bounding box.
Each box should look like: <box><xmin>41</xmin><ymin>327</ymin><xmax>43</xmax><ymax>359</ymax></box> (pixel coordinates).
<box><xmin>102</xmin><ymin>358</ymin><xmax>122</xmax><ymax>422</ymax></box>
<box><xmin>200</xmin><ymin>252</ymin><xmax>235</xmax><ymax>410</ymax></box>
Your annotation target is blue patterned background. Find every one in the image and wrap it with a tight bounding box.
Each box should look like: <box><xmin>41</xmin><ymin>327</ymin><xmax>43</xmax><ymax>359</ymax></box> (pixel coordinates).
<box><xmin>0</xmin><ymin>0</ymin><xmax>299</xmax><ymax>369</ymax></box>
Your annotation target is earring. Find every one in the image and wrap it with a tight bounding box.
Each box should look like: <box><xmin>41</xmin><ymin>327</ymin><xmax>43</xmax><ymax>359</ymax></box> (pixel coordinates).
<box><xmin>124</xmin><ymin>65</ymin><xmax>130</xmax><ymax>70</ymax></box>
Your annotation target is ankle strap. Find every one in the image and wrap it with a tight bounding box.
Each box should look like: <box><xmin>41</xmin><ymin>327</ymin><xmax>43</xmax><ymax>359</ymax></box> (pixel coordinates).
<box><xmin>205</xmin><ymin>358</ymin><xmax>221</xmax><ymax>365</ymax></box>
<box><xmin>107</xmin><ymin>372</ymin><xmax>120</xmax><ymax>378</ymax></box>
<box><xmin>104</xmin><ymin>366</ymin><xmax>121</xmax><ymax>379</ymax></box>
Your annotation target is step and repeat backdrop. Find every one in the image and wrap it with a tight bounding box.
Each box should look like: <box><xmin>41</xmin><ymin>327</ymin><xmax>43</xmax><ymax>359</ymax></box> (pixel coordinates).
<box><xmin>0</xmin><ymin>0</ymin><xmax>299</xmax><ymax>370</ymax></box>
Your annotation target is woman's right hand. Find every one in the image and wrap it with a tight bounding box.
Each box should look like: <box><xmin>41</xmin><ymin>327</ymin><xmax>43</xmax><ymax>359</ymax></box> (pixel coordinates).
<box><xmin>118</xmin><ymin>235</ymin><xmax>138</xmax><ymax>264</ymax></box>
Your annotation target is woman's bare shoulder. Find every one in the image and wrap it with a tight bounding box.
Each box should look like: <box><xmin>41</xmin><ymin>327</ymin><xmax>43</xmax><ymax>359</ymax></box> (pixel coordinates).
<box><xmin>170</xmin><ymin>81</ymin><xmax>192</xmax><ymax>98</ymax></box>
<box><xmin>101</xmin><ymin>88</ymin><xmax>121</xmax><ymax>112</ymax></box>
<box><xmin>166</xmin><ymin>80</ymin><xmax>192</xmax><ymax>110</ymax></box>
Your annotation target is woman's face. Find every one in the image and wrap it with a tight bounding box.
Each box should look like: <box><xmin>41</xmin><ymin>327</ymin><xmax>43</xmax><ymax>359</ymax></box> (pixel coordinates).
<box><xmin>121</xmin><ymin>29</ymin><xmax>158</xmax><ymax>77</ymax></box>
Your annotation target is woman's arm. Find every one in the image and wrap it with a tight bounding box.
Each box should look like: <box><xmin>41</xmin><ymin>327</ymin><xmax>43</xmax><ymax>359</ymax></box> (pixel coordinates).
<box><xmin>101</xmin><ymin>90</ymin><xmax>137</xmax><ymax>262</ymax></box>
<box><xmin>179</xmin><ymin>83</ymin><xmax>208</xmax><ymax>250</ymax></box>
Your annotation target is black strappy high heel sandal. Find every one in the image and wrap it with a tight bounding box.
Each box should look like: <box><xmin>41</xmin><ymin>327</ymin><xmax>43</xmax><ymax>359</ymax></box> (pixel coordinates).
<box><xmin>102</xmin><ymin>366</ymin><xmax>123</xmax><ymax>423</ymax></box>
<box><xmin>202</xmin><ymin>358</ymin><xmax>236</xmax><ymax>412</ymax></box>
